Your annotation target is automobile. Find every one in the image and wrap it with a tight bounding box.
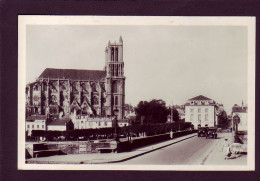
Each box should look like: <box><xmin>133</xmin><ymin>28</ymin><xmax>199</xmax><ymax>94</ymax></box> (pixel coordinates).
<box><xmin>198</xmin><ymin>127</ymin><xmax>207</xmax><ymax>137</ymax></box>
<box><xmin>206</xmin><ymin>127</ymin><xmax>218</xmax><ymax>139</ymax></box>
<box><xmin>217</xmin><ymin>128</ymin><xmax>222</xmax><ymax>133</ymax></box>
<box><xmin>58</xmin><ymin>136</ymin><xmax>66</xmax><ymax>141</ymax></box>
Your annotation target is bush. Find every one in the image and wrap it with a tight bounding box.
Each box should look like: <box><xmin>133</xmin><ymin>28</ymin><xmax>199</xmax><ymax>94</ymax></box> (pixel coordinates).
<box><xmin>31</xmin><ymin>130</ymin><xmax>46</xmax><ymax>137</ymax></box>
<box><xmin>118</xmin><ymin>122</ymin><xmax>192</xmax><ymax>136</ymax></box>
<box><xmin>29</xmin><ymin>122</ymin><xmax>192</xmax><ymax>141</ymax></box>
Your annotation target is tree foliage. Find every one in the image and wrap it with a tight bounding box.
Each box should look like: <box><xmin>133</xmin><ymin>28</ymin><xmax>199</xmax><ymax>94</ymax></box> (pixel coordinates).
<box><xmin>218</xmin><ymin>110</ymin><xmax>229</xmax><ymax>129</ymax></box>
<box><xmin>29</xmin><ymin>122</ymin><xmax>193</xmax><ymax>141</ymax></box>
<box><xmin>135</xmin><ymin>99</ymin><xmax>170</xmax><ymax>124</ymax></box>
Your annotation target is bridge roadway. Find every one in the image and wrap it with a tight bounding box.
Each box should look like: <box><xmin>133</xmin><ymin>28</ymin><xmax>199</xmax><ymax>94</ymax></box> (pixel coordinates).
<box><xmin>113</xmin><ymin>134</ymin><xmax>221</xmax><ymax>165</ymax></box>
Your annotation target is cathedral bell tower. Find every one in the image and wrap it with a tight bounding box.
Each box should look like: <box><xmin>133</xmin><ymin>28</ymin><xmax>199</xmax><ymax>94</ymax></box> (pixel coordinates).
<box><xmin>105</xmin><ymin>36</ymin><xmax>125</xmax><ymax>119</ymax></box>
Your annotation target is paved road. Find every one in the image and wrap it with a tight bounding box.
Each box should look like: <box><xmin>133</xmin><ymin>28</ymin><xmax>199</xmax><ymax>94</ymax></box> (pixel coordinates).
<box><xmin>115</xmin><ymin>134</ymin><xmax>222</xmax><ymax>165</ymax></box>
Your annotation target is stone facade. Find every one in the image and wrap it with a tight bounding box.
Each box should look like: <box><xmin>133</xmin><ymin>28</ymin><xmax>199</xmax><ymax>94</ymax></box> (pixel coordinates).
<box><xmin>26</xmin><ymin>37</ymin><xmax>125</xmax><ymax>120</ymax></box>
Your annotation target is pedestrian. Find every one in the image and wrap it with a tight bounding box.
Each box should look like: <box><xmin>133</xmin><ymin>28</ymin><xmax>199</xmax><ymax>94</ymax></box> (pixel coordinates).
<box><xmin>222</xmin><ymin>138</ymin><xmax>231</xmax><ymax>160</ymax></box>
<box><xmin>170</xmin><ymin>130</ymin><xmax>173</xmax><ymax>139</ymax></box>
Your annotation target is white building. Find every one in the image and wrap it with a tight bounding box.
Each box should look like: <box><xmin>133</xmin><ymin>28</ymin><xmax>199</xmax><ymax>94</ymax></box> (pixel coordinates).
<box><xmin>26</xmin><ymin>115</ymin><xmax>46</xmax><ymax>136</ymax></box>
<box><xmin>47</xmin><ymin>117</ymin><xmax>74</xmax><ymax>131</ymax></box>
<box><xmin>185</xmin><ymin>95</ymin><xmax>221</xmax><ymax>130</ymax></box>
<box><xmin>71</xmin><ymin>113</ymin><xmax>130</xmax><ymax>129</ymax></box>
<box><xmin>72</xmin><ymin>115</ymin><xmax>113</xmax><ymax>129</ymax></box>
<box><xmin>231</xmin><ymin>104</ymin><xmax>247</xmax><ymax>131</ymax></box>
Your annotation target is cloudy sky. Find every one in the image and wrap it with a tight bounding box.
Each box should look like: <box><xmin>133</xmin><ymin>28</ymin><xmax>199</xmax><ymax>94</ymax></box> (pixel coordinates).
<box><xmin>26</xmin><ymin>25</ymin><xmax>248</xmax><ymax>114</ymax></box>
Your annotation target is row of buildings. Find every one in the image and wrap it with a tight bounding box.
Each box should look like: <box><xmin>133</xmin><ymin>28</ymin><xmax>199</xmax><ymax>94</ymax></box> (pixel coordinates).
<box><xmin>25</xmin><ymin>114</ymin><xmax>130</xmax><ymax>136</ymax></box>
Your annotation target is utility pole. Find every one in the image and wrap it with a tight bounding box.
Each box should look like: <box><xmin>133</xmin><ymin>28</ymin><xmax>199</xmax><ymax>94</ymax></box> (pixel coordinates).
<box><xmin>171</xmin><ymin>101</ymin><xmax>173</xmax><ymax>123</ymax></box>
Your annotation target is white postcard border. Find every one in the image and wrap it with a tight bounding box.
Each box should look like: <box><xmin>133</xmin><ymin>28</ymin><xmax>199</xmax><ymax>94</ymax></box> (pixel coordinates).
<box><xmin>18</xmin><ymin>16</ymin><xmax>255</xmax><ymax>171</ymax></box>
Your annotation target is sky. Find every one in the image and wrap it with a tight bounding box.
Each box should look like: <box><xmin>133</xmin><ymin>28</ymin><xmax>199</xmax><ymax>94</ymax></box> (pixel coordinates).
<box><xmin>26</xmin><ymin>25</ymin><xmax>248</xmax><ymax>114</ymax></box>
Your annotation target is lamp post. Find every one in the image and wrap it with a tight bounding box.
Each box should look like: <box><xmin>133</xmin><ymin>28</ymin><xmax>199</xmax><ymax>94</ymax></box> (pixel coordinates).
<box><xmin>113</xmin><ymin>108</ymin><xmax>119</xmax><ymax>141</ymax></box>
<box><xmin>171</xmin><ymin>101</ymin><xmax>173</xmax><ymax>123</ymax></box>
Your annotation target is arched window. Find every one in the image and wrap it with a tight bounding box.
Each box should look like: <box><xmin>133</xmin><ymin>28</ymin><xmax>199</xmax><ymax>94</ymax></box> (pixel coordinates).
<box><xmin>92</xmin><ymin>83</ymin><xmax>97</xmax><ymax>92</ymax></box>
<box><xmin>93</xmin><ymin>96</ymin><xmax>99</xmax><ymax>105</ymax></box>
<box><xmin>51</xmin><ymin>95</ymin><xmax>57</xmax><ymax>104</ymax></box>
<box><xmin>111</xmin><ymin>47</ymin><xmax>114</xmax><ymax>61</ymax></box>
<box><xmin>115</xmin><ymin>65</ymin><xmax>118</xmax><ymax>76</ymax></box>
<box><xmin>112</xmin><ymin>81</ymin><xmax>117</xmax><ymax>93</ymax></box>
<box><xmin>115</xmin><ymin>48</ymin><xmax>118</xmax><ymax>61</ymax></box>
<box><xmin>115</xmin><ymin>96</ymin><xmax>118</xmax><ymax>106</ymax></box>
<box><xmin>102</xmin><ymin>110</ymin><xmax>106</xmax><ymax>116</ymax></box>
<box><xmin>34</xmin><ymin>85</ymin><xmax>38</xmax><ymax>91</ymax></box>
<box><xmin>43</xmin><ymin>83</ymin><xmax>47</xmax><ymax>91</ymax></box>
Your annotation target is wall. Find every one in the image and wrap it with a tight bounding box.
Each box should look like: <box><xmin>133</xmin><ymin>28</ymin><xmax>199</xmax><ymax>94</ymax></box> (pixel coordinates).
<box><xmin>48</xmin><ymin>125</ymin><xmax>66</xmax><ymax>131</ymax></box>
<box><xmin>26</xmin><ymin>120</ymin><xmax>46</xmax><ymax>136</ymax></box>
<box><xmin>72</xmin><ymin>117</ymin><xmax>113</xmax><ymax>129</ymax></box>
<box><xmin>185</xmin><ymin>105</ymin><xmax>215</xmax><ymax>129</ymax></box>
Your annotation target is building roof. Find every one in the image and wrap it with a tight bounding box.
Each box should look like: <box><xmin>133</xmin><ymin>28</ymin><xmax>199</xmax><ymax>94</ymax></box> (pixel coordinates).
<box><xmin>26</xmin><ymin>115</ymin><xmax>47</xmax><ymax>121</ymax></box>
<box><xmin>184</xmin><ymin>102</ymin><xmax>215</xmax><ymax>106</ymax></box>
<box><xmin>188</xmin><ymin>95</ymin><xmax>212</xmax><ymax>101</ymax></box>
<box><xmin>232</xmin><ymin>105</ymin><xmax>247</xmax><ymax>113</ymax></box>
<box><xmin>174</xmin><ymin>105</ymin><xmax>185</xmax><ymax>109</ymax></box>
<box><xmin>48</xmin><ymin>117</ymin><xmax>71</xmax><ymax>126</ymax></box>
<box><xmin>89</xmin><ymin>117</ymin><xmax>112</xmax><ymax>122</ymax></box>
<box><xmin>38</xmin><ymin>68</ymin><xmax>106</xmax><ymax>81</ymax></box>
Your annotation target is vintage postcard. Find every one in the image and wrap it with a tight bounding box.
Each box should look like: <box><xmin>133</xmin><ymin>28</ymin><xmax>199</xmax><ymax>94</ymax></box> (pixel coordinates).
<box><xmin>18</xmin><ymin>16</ymin><xmax>255</xmax><ymax>170</ymax></box>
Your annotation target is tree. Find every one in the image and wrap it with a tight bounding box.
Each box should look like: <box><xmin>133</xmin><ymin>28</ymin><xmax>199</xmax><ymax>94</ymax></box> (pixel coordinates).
<box><xmin>135</xmin><ymin>99</ymin><xmax>170</xmax><ymax>124</ymax></box>
<box><xmin>217</xmin><ymin>110</ymin><xmax>228</xmax><ymax>129</ymax></box>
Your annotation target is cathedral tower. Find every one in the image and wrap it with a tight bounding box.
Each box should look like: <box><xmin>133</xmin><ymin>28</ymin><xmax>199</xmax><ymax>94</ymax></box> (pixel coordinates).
<box><xmin>105</xmin><ymin>36</ymin><xmax>125</xmax><ymax>119</ymax></box>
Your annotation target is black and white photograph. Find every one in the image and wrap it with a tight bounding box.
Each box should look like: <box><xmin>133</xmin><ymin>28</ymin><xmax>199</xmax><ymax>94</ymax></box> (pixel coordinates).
<box><xmin>18</xmin><ymin>16</ymin><xmax>255</xmax><ymax>170</ymax></box>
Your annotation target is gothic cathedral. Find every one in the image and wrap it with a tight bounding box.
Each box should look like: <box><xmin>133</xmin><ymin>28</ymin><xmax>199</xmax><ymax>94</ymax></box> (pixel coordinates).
<box><xmin>26</xmin><ymin>37</ymin><xmax>125</xmax><ymax>120</ymax></box>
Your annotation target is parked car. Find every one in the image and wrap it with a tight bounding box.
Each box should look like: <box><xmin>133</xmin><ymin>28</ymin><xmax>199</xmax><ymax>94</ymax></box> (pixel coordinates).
<box><xmin>217</xmin><ymin>128</ymin><xmax>222</xmax><ymax>133</ymax></box>
<box><xmin>206</xmin><ymin>127</ymin><xmax>218</xmax><ymax>139</ymax></box>
<box><xmin>198</xmin><ymin>127</ymin><xmax>207</xmax><ymax>137</ymax></box>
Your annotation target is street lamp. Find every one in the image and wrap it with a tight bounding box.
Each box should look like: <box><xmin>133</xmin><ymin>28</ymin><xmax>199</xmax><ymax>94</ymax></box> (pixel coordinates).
<box><xmin>171</xmin><ymin>101</ymin><xmax>173</xmax><ymax>123</ymax></box>
<box><xmin>113</xmin><ymin>108</ymin><xmax>119</xmax><ymax>141</ymax></box>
